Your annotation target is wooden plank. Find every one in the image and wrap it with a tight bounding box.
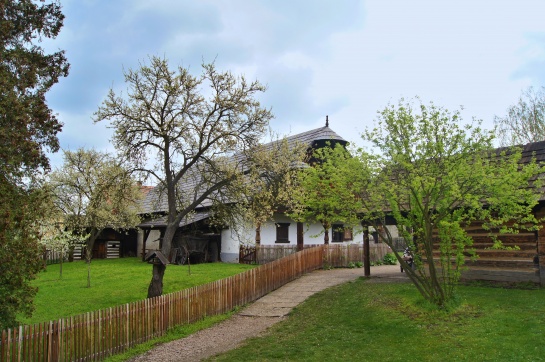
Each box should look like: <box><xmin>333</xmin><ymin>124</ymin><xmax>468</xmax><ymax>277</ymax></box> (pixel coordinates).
<box><xmin>16</xmin><ymin>326</ymin><xmax>21</xmax><ymax>362</ymax></box>
<box><xmin>6</xmin><ymin>328</ymin><xmax>11</xmax><ymax>362</ymax></box>
<box><xmin>125</xmin><ymin>304</ymin><xmax>129</xmax><ymax>352</ymax></box>
<box><xmin>0</xmin><ymin>330</ymin><xmax>9</xmax><ymax>361</ymax></box>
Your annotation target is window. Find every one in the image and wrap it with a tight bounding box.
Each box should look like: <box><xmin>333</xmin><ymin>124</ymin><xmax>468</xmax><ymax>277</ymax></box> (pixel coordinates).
<box><xmin>332</xmin><ymin>224</ymin><xmax>353</xmax><ymax>243</ymax></box>
<box><xmin>275</xmin><ymin>223</ymin><xmax>290</xmax><ymax>243</ymax></box>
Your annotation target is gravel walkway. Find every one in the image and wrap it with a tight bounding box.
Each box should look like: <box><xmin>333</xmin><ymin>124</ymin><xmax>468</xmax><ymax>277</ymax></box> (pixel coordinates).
<box><xmin>128</xmin><ymin>265</ymin><xmax>409</xmax><ymax>362</ymax></box>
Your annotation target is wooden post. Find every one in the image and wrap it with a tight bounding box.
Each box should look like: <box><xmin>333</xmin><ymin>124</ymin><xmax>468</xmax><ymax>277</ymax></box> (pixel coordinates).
<box><xmin>142</xmin><ymin>229</ymin><xmax>151</xmax><ymax>261</ymax></box>
<box><xmin>323</xmin><ymin>223</ymin><xmax>330</xmax><ymax>245</ymax></box>
<box><xmin>158</xmin><ymin>229</ymin><xmax>165</xmax><ymax>250</ymax></box>
<box><xmin>297</xmin><ymin>222</ymin><xmax>304</xmax><ymax>251</ymax></box>
<box><xmin>536</xmin><ymin>208</ymin><xmax>545</xmax><ymax>286</ymax></box>
<box><xmin>363</xmin><ymin>227</ymin><xmax>370</xmax><ymax>277</ymax></box>
<box><xmin>255</xmin><ymin>223</ymin><xmax>261</xmax><ymax>246</ymax></box>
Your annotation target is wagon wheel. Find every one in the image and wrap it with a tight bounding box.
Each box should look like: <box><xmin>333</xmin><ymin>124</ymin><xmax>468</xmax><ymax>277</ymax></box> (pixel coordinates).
<box><xmin>177</xmin><ymin>251</ymin><xmax>188</xmax><ymax>265</ymax></box>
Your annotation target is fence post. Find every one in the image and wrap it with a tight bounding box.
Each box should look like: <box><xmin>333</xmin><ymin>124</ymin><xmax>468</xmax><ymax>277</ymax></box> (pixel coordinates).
<box><xmin>297</xmin><ymin>222</ymin><xmax>304</xmax><ymax>251</ymax></box>
<box><xmin>363</xmin><ymin>228</ymin><xmax>371</xmax><ymax>276</ymax></box>
<box><xmin>17</xmin><ymin>326</ymin><xmax>22</xmax><ymax>362</ymax></box>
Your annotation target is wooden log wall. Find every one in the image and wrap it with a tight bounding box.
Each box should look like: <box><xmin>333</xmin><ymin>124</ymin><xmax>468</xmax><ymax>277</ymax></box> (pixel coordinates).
<box><xmin>431</xmin><ymin>221</ymin><xmax>540</xmax><ymax>284</ymax></box>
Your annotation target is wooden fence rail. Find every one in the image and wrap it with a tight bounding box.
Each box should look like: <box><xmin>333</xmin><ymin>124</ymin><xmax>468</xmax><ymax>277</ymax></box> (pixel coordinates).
<box><xmin>257</xmin><ymin>243</ymin><xmax>392</xmax><ymax>265</ymax></box>
<box><xmin>0</xmin><ymin>246</ymin><xmax>324</xmax><ymax>362</ymax></box>
<box><xmin>42</xmin><ymin>250</ymin><xmax>65</xmax><ymax>266</ymax></box>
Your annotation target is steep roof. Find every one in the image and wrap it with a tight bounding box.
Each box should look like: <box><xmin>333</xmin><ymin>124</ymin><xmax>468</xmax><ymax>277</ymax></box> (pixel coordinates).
<box><xmin>518</xmin><ymin>140</ymin><xmax>545</xmax><ymax>165</ymax></box>
<box><xmin>277</xmin><ymin>125</ymin><xmax>347</xmax><ymax>148</ymax></box>
<box><xmin>139</xmin><ymin>167</ymin><xmax>213</xmax><ymax>214</ymax></box>
<box><xmin>449</xmin><ymin>140</ymin><xmax>545</xmax><ymax>203</ymax></box>
<box><xmin>139</xmin><ymin>125</ymin><xmax>347</xmax><ymax>217</ymax></box>
<box><xmin>510</xmin><ymin>140</ymin><xmax>545</xmax><ymax>202</ymax></box>
<box><xmin>139</xmin><ymin>211</ymin><xmax>210</xmax><ymax>228</ymax></box>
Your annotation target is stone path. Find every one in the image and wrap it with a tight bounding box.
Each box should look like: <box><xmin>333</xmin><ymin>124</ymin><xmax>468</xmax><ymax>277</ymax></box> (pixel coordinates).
<box><xmin>240</xmin><ymin>264</ymin><xmax>409</xmax><ymax>318</ymax></box>
<box><xmin>129</xmin><ymin>265</ymin><xmax>409</xmax><ymax>362</ymax></box>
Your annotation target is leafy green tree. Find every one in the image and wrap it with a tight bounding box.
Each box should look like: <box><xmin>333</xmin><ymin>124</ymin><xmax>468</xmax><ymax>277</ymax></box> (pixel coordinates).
<box><xmin>0</xmin><ymin>181</ymin><xmax>48</xmax><ymax>329</ymax></box>
<box><xmin>237</xmin><ymin>136</ymin><xmax>307</xmax><ymax>245</ymax></box>
<box><xmin>360</xmin><ymin>98</ymin><xmax>543</xmax><ymax>307</ymax></box>
<box><xmin>49</xmin><ymin>149</ymin><xmax>142</xmax><ymax>288</ymax></box>
<box><xmin>0</xmin><ymin>0</ymin><xmax>69</xmax><ymax>180</ymax></box>
<box><xmin>94</xmin><ymin>56</ymin><xmax>272</xmax><ymax>297</ymax></box>
<box><xmin>494</xmin><ymin>86</ymin><xmax>545</xmax><ymax>146</ymax></box>
<box><xmin>290</xmin><ymin>143</ymin><xmax>364</xmax><ymax>244</ymax></box>
<box><xmin>39</xmin><ymin>222</ymin><xmax>87</xmax><ymax>279</ymax></box>
<box><xmin>0</xmin><ymin>0</ymin><xmax>69</xmax><ymax>329</ymax></box>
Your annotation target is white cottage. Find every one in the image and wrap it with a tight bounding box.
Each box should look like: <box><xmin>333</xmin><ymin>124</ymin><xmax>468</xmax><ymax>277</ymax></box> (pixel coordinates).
<box><xmin>137</xmin><ymin>122</ymin><xmax>390</xmax><ymax>263</ymax></box>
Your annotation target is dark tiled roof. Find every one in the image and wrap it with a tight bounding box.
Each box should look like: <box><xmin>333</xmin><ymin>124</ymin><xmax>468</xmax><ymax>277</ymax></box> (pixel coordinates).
<box><xmin>139</xmin><ymin>211</ymin><xmax>210</xmax><ymax>228</ymax></box>
<box><xmin>486</xmin><ymin>140</ymin><xmax>545</xmax><ymax>202</ymax></box>
<box><xmin>140</xmin><ymin>167</ymin><xmax>215</xmax><ymax>214</ymax></box>
<box><xmin>519</xmin><ymin>140</ymin><xmax>545</xmax><ymax>165</ymax></box>
<box><xmin>516</xmin><ymin>140</ymin><xmax>545</xmax><ymax>201</ymax></box>
<box><xmin>275</xmin><ymin>126</ymin><xmax>347</xmax><ymax>148</ymax></box>
<box><xmin>139</xmin><ymin>126</ymin><xmax>347</xmax><ymax>215</ymax></box>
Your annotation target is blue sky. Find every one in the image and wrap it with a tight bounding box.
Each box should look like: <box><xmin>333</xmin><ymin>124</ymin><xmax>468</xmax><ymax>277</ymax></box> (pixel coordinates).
<box><xmin>45</xmin><ymin>0</ymin><xmax>545</xmax><ymax>167</ymax></box>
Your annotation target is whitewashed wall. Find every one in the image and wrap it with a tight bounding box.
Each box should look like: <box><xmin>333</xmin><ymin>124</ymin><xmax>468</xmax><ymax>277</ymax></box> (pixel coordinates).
<box><xmin>220</xmin><ymin>226</ymin><xmax>251</xmax><ymax>263</ymax></box>
<box><xmin>137</xmin><ymin>229</ymin><xmax>162</xmax><ymax>257</ymax></box>
<box><xmin>369</xmin><ymin>224</ymin><xmax>400</xmax><ymax>239</ymax></box>
<box><xmin>220</xmin><ymin>213</ymin><xmax>374</xmax><ymax>263</ymax></box>
<box><xmin>138</xmin><ymin>221</ymin><xmax>400</xmax><ymax>263</ymax></box>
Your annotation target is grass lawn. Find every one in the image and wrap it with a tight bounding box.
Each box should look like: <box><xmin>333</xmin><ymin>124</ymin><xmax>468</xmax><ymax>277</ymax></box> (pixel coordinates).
<box><xmin>20</xmin><ymin>257</ymin><xmax>256</xmax><ymax>325</ymax></box>
<box><xmin>209</xmin><ymin>279</ymin><xmax>545</xmax><ymax>361</ymax></box>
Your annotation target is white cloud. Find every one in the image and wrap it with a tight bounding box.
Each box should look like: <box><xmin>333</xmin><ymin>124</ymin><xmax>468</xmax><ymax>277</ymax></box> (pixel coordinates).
<box><xmin>41</xmin><ymin>0</ymin><xmax>545</xmax><ymax>167</ymax></box>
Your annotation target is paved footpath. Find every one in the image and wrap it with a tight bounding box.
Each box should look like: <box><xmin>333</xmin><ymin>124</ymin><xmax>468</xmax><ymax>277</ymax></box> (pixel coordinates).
<box><xmin>129</xmin><ymin>265</ymin><xmax>409</xmax><ymax>362</ymax></box>
<box><xmin>240</xmin><ymin>264</ymin><xmax>410</xmax><ymax>317</ymax></box>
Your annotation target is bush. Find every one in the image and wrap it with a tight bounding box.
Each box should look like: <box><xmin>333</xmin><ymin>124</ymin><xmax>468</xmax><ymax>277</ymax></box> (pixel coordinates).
<box><xmin>347</xmin><ymin>262</ymin><xmax>356</xmax><ymax>269</ymax></box>
<box><xmin>355</xmin><ymin>261</ymin><xmax>363</xmax><ymax>268</ymax></box>
<box><xmin>383</xmin><ymin>253</ymin><xmax>397</xmax><ymax>265</ymax></box>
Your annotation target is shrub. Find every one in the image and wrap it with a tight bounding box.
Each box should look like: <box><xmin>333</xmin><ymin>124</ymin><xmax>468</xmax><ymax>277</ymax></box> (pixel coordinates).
<box><xmin>383</xmin><ymin>253</ymin><xmax>397</xmax><ymax>265</ymax></box>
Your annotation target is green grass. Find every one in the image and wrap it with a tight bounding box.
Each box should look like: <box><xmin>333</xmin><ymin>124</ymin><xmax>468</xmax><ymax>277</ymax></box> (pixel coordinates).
<box><xmin>21</xmin><ymin>258</ymin><xmax>256</xmax><ymax>325</ymax></box>
<box><xmin>208</xmin><ymin>279</ymin><xmax>545</xmax><ymax>361</ymax></box>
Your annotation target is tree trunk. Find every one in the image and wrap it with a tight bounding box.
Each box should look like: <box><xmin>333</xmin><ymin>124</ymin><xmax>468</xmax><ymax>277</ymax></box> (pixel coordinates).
<box><xmin>297</xmin><ymin>222</ymin><xmax>304</xmax><ymax>251</ymax></box>
<box><xmin>323</xmin><ymin>223</ymin><xmax>330</xmax><ymax>245</ymax></box>
<box><xmin>147</xmin><ymin>263</ymin><xmax>166</xmax><ymax>298</ymax></box>
<box><xmin>68</xmin><ymin>245</ymin><xmax>74</xmax><ymax>262</ymax></box>
<box><xmin>363</xmin><ymin>228</ymin><xmax>370</xmax><ymax>277</ymax></box>
<box><xmin>59</xmin><ymin>250</ymin><xmax>63</xmax><ymax>279</ymax></box>
<box><xmin>147</xmin><ymin>223</ymin><xmax>176</xmax><ymax>298</ymax></box>
<box><xmin>85</xmin><ymin>229</ymin><xmax>99</xmax><ymax>288</ymax></box>
<box><xmin>85</xmin><ymin>241</ymin><xmax>93</xmax><ymax>288</ymax></box>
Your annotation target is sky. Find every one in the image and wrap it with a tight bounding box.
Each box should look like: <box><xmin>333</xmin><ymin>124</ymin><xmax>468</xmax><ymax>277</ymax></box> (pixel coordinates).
<box><xmin>45</xmin><ymin>0</ymin><xmax>545</xmax><ymax>168</ymax></box>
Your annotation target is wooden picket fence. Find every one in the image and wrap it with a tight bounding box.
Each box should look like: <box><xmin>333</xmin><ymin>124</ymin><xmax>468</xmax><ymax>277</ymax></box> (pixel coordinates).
<box><xmin>256</xmin><ymin>243</ymin><xmax>392</xmax><ymax>266</ymax></box>
<box><xmin>43</xmin><ymin>250</ymin><xmax>65</xmax><ymax>266</ymax></box>
<box><xmin>0</xmin><ymin>246</ymin><xmax>324</xmax><ymax>362</ymax></box>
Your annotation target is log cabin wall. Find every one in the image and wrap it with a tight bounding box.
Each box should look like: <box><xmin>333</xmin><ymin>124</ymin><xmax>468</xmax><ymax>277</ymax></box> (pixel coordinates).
<box><xmin>450</xmin><ymin>221</ymin><xmax>541</xmax><ymax>285</ymax></box>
